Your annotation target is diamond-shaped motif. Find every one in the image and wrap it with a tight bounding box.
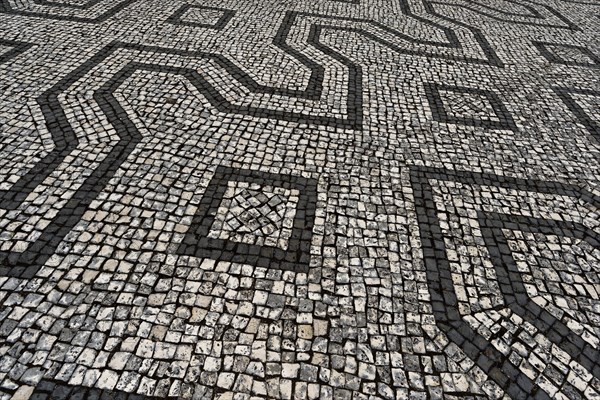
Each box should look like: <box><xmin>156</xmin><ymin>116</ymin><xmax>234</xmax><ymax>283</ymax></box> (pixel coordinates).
<box><xmin>180</xmin><ymin>7</ymin><xmax>224</xmax><ymax>26</ymax></box>
<box><xmin>437</xmin><ymin>89</ymin><xmax>500</xmax><ymax>121</ymax></box>
<box><xmin>534</xmin><ymin>42</ymin><xmax>600</xmax><ymax>68</ymax></box>
<box><xmin>177</xmin><ymin>166</ymin><xmax>318</xmax><ymax>272</ymax></box>
<box><xmin>207</xmin><ymin>181</ymin><xmax>299</xmax><ymax>250</ymax></box>
<box><xmin>167</xmin><ymin>5</ymin><xmax>235</xmax><ymax>29</ymax></box>
<box><xmin>424</xmin><ymin>83</ymin><xmax>517</xmax><ymax>131</ymax></box>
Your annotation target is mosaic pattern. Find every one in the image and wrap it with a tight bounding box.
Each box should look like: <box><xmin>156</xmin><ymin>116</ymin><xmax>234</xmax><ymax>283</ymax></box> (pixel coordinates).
<box><xmin>167</xmin><ymin>5</ymin><xmax>235</xmax><ymax>30</ymax></box>
<box><xmin>0</xmin><ymin>0</ymin><xmax>599</xmax><ymax>398</ymax></box>
<box><xmin>424</xmin><ymin>83</ymin><xmax>517</xmax><ymax>131</ymax></box>
<box><xmin>177</xmin><ymin>166</ymin><xmax>318</xmax><ymax>272</ymax></box>
<box><xmin>206</xmin><ymin>182</ymin><xmax>298</xmax><ymax>249</ymax></box>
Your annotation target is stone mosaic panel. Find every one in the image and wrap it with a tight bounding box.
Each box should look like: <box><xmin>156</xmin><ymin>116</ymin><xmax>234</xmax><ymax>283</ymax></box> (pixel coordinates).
<box><xmin>0</xmin><ymin>0</ymin><xmax>599</xmax><ymax>398</ymax></box>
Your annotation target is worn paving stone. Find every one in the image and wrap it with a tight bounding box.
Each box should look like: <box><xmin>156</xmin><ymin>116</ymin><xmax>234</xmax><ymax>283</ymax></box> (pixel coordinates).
<box><xmin>0</xmin><ymin>0</ymin><xmax>599</xmax><ymax>398</ymax></box>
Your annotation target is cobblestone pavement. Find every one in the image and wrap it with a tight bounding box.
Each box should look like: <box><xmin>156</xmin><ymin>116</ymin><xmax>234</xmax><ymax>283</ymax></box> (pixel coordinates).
<box><xmin>0</xmin><ymin>0</ymin><xmax>599</xmax><ymax>398</ymax></box>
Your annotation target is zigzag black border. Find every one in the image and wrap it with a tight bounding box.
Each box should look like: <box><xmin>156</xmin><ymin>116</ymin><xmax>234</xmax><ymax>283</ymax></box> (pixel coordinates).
<box><xmin>0</xmin><ymin>2</ymin><xmax>511</xmax><ymax>276</ymax></box>
<box><xmin>0</xmin><ymin>0</ymin><xmax>504</xmax><ymax>69</ymax></box>
<box><xmin>410</xmin><ymin>165</ymin><xmax>600</xmax><ymax>399</ymax></box>
<box><xmin>429</xmin><ymin>0</ymin><xmax>579</xmax><ymax>30</ymax></box>
<box><xmin>280</xmin><ymin>7</ymin><xmax>502</xmax><ymax>67</ymax></box>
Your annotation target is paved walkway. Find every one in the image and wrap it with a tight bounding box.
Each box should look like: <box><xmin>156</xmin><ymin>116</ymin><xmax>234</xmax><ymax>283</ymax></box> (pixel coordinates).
<box><xmin>0</xmin><ymin>0</ymin><xmax>599</xmax><ymax>398</ymax></box>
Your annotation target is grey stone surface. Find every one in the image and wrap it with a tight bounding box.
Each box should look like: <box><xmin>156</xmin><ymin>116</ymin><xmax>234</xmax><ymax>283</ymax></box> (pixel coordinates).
<box><xmin>0</xmin><ymin>0</ymin><xmax>599</xmax><ymax>398</ymax></box>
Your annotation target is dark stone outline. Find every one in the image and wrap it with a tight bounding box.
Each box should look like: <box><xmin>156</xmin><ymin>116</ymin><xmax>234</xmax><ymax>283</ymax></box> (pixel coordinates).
<box><xmin>0</xmin><ymin>30</ymin><xmax>360</xmax><ymax>276</ymax></box>
<box><xmin>166</xmin><ymin>4</ymin><xmax>234</xmax><ymax>29</ymax></box>
<box><xmin>410</xmin><ymin>165</ymin><xmax>600</xmax><ymax>399</ymax></box>
<box><xmin>32</xmin><ymin>0</ymin><xmax>105</xmax><ymax>10</ymax></box>
<box><xmin>0</xmin><ymin>3</ymin><xmax>506</xmax><ymax>276</ymax></box>
<box><xmin>0</xmin><ymin>38</ymin><xmax>34</xmax><ymax>64</ymax></box>
<box><xmin>0</xmin><ymin>0</ymin><xmax>138</xmax><ymax>23</ymax></box>
<box><xmin>177</xmin><ymin>166</ymin><xmax>318</xmax><ymax>272</ymax></box>
<box><xmin>29</xmin><ymin>378</ymin><xmax>165</xmax><ymax>400</ymax></box>
<box><xmin>0</xmin><ymin>1</ymin><xmax>504</xmax><ymax>67</ymax></box>
<box><xmin>553</xmin><ymin>87</ymin><xmax>599</xmax><ymax>143</ymax></box>
<box><xmin>479</xmin><ymin>212</ymin><xmax>600</xmax><ymax>379</ymax></box>
<box><xmin>307</xmin><ymin>0</ymin><xmax>507</xmax><ymax>66</ymax></box>
<box><xmin>560</xmin><ymin>0</ymin><xmax>600</xmax><ymax>4</ymax></box>
<box><xmin>430</xmin><ymin>0</ymin><xmax>578</xmax><ymax>30</ymax></box>
<box><xmin>282</xmin><ymin>8</ymin><xmax>503</xmax><ymax>67</ymax></box>
<box><xmin>423</xmin><ymin>82</ymin><xmax>517</xmax><ymax>131</ymax></box>
<box><xmin>534</xmin><ymin>41</ymin><xmax>600</xmax><ymax>68</ymax></box>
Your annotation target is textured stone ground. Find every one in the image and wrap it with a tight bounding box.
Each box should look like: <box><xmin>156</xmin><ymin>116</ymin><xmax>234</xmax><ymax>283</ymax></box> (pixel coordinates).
<box><xmin>0</xmin><ymin>0</ymin><xmax>599</xmax><ymax>398</ymax></box>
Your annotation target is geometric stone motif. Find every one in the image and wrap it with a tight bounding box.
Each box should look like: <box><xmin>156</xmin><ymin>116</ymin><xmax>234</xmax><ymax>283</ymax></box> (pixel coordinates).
<box><xmin>504</xmin><ymin>234</ymin><xmax>600</xmax><ymax>348</ymax></box>
<box><xmin>167</xmin><ymin>5</ymin><xmax>235</xmax><ymax>29</ymax></box>
<box><xmin>410</xmin><ymin>165</ymin><xmax>600</xmax><ymax>399</ymax></box>
<box><xmin>177</xmin><ymin>166</ymin><xmax>318</xmax><ymax>272</ymax></box>
<box><xmin>554</xmin><ymin>87</ymin><xmax>600</xmax><ymax>143</ymax></box>
<box><xmin>547</xmin><ymin>45</ymin><xmax>597</xmax><ymax>64</ymax></box>
<box><xmin>2</xmin><ymin>0</ymin><xmax>600</xmax><ymax>398</ymax></box>
<box><xmin>207</xmin><ymin>181</ymin><xmax>299</xmax><ymax>250</ymax></box>
<box><xmin>0</xmin><ymin>39</ymin><xmax>33</xmax><ymax>64</ymax></box>
<box><xmin>180</xmin><ymin>7</ymin><xmax>225</xmax><ymax>26</ymax></box>
<box><xmin>534</xmin><ymin>41</ymin><xmax>600</xmax><ymax>68</ymax></box>
<box><xmin>438</xmin><ymin>89</ymin><xmax>500</xmax><ymax>121</ymax></box>
<box><xmin>424</xmin><ymin>83</ymin><xmax>517</xmax><ymax>131</ymax></box>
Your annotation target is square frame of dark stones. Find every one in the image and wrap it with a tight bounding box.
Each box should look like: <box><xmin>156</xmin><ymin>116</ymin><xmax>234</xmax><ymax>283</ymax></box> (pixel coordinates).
<box><xmin>177</xmin><ymin>166</ymin><xmax>318</xmax><ymax>272</ymax></box>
